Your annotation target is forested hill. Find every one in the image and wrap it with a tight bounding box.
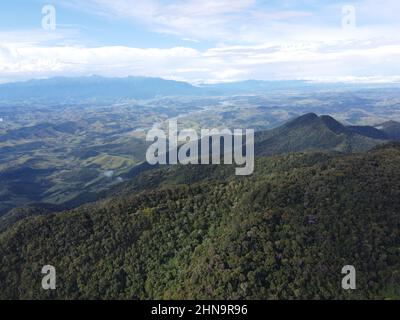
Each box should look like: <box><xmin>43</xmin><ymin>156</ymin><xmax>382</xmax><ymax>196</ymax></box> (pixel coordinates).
<box><xmin>0</xmin><ymin>112</ymin><xmax>397</xmax><ymax>221</ymax></box>
<box><xmin>254</xmin><ymin>113</ymin><xmax>390</xmax><ymax>156</ymax></box>
<box><xmin>1</xmin><ymin>143</ymin><xmax>400</xmax><ymax>299</ymax></box>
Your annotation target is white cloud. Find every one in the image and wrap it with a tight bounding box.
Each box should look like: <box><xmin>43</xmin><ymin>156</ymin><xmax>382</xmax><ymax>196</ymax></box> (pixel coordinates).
<box><xmin>59</xmin><ymin>0</ymin><xmax>400</xmax><ymax>45</ymax></box>
<box><xmin>103</xmin><ymin>170</ymin><xmax>114</xmax><ymax>178</ymax></box>
<box><xmin>1</xmin><ymin>0</ymin><xmax>400</xmax><ymax>83</ymax></box>
<box><xmin>0</xmin><ymin>29</ymin><xmax>79</xmax><ymax>47</ymax></box>
<box><xmin>1</xmin><ymin>38</ymin><xmax>400</xmax><ymax>83</ymax></box>
<box><xmin>61</xmin><ymin>0</ymin><xmax>315</xmax><ymax>43</ymax></box>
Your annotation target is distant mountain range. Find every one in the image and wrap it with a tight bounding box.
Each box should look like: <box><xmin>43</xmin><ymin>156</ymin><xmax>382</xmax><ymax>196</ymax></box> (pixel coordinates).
<box><xmin>0</xmin><ymin>76</ymin><xmax>199</xmax><ymax>102</ymax></box>
<box><xmin>1</xmin><ymin>76</ymin><xmax>400</xmax><ymax>103</ymax></box>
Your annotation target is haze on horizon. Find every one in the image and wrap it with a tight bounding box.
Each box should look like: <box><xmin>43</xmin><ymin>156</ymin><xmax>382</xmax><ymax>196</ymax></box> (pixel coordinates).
<box><xmin>1</xmin><ymin>0</ymin><xmax>400</xmax><ymax>84</ymax></box>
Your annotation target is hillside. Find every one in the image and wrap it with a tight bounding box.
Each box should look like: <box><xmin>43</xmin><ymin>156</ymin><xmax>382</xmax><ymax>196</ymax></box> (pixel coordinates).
<box><xmin>255</xmin><ymin>113</ymin><xmax>388</xmax><ymax>156</ymax></box>
<box><xmin>1</xmin><ymin>144</ymin><xmax>399</xmax><ymax>299</ymax></box>
<box><xmin>376</xmin><ymin>121</ymin><xmax>400</xmax><ymax>140</ymax></box>
<box><xmin>0</xmin><ymin>203</ymin><xmax>62</xmax><ymax>233</ymax></box>
<box><xmin>0</xmin><ymin>113</ymin><xmax>395</xmax><ymax>224</ymax></box>
<box><xmin>0</xmin><ymin>122</ymin><xmax>81</xmax><ymax>143</ymax></box>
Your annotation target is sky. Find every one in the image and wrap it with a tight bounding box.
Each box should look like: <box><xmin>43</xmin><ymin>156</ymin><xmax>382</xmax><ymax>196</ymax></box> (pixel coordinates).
<box><xmin>0</xmin><ymin>0</ymin><xmax>400</xmax><ymax>84</ymax></box>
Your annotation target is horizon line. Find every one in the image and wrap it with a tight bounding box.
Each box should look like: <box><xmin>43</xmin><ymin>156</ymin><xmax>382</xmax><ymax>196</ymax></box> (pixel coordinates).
<box><xmin>2</xmin><ymin>75</ymin><xmax>400</xmax><ymax>87</ymax></box>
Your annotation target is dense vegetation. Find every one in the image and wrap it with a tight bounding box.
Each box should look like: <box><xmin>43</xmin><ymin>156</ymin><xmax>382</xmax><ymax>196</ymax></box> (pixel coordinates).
<box><xmin>1</xmin><ymin>143</ymin><xmax>399</xmax><ymax>299</ymax></box>
<box><xmin>255</xmin><ymin>113</ymin><xmax>387</xmax><ymax>156</ymax></box>
<box><xmin>2</xmin><ymin>108</ymin><xmax>397</xmax><ymax>216</ymax></box>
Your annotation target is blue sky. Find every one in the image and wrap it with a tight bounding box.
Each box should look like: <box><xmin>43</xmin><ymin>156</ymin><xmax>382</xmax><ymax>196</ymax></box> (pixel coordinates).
<box><xmin>1</xmin><ymin>0</ymin><xmax>400</xmax><ymax>83</ymax></box>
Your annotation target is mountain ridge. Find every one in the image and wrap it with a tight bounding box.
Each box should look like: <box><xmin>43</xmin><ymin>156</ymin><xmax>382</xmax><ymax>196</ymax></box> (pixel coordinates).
<box><xmin>254</xmin><ymin>113</ymin><xmax>390</xmax><ymax>156</ymax></box>
<box><xmin>0</xmin><ymin>113</ymin><xmax>397</xmax><ymax>222</ymax></box>
<box><xmin>1</xmin><ymin>143</ymin><xmax>399</xmax><ymax>299</ymax></box>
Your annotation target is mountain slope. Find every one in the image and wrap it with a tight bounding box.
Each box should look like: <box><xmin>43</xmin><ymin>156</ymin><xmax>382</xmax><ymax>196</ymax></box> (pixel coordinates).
<box><xmin>376</xmin><ymin>120</ymin><xmax>400</xmax><ymax>140</ymax></box>
<box><xmin>0</xmin><ymin>203</ymin><xmax>62</xmax><ymax>233</ymax></box>
<box><xmin>255</xmin><ymin>113</ymin><xmax>388</xmax><ymax>156</ymax></box>
<box><xmin>1</xmin><ymin>144</ymin><xmax>400</xmax><ymax>299</ymax></box>
<box><xmin>0</xmin><ymin>113</ymin><xmax>393</xmax><ymax>226</ymax></box>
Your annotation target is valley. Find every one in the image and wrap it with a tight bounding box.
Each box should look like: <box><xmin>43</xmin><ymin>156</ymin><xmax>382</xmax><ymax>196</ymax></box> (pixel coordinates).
<box><xmin>1</xmin><ymin>82</ymin><xmax>400</xmax><ymax>215</ymax></box>
<box><xmin>1</xmin><ymin>78</ymin><xmax>400</xmax><ymax>299</ymax></box>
